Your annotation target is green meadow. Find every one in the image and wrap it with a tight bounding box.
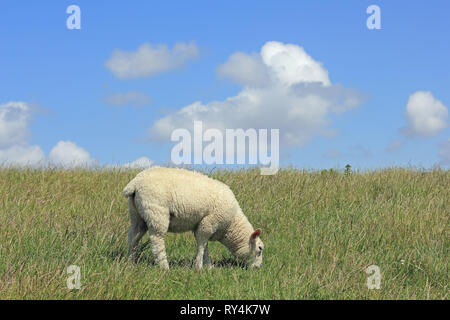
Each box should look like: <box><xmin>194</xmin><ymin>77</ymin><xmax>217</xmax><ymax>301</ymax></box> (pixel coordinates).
<box><xmin>0</xmin><ymin>167</ymin><xmax>448</xmax><ymax>299</ymax></box>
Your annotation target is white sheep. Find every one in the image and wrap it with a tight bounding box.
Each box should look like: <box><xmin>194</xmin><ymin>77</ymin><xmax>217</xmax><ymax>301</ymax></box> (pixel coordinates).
<box><xmin>122</xmin><ymin>166</ymin><xmax>264</xmax><ymax>270</ymax></box>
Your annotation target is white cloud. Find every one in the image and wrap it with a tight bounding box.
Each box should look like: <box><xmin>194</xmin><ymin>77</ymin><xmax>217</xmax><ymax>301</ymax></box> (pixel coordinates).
<box><xmin>104</xmin><ymin>91</ymin><xmax>152</xmax><ymax>107</ymax></box>
<box><xmin>48</xmin><ymin>141</ymin><xmax>97</xmax><ymax>168</ymax></box>
<box><xmin>122</xmin><ymin>156</ymin><xmax>153</xmax><ymax>168</ymax></box>
<box><xmin>217</xmin><ymin>52</ymin><xmax>269</xmax><ymax>87</ymax></box>
<box><xmin>105</xmin><ymin>42</ymin><xmax>199</xmax><ymax>79</ymax></box>
<box><xmin>217</xmin><ymin>41</ymin><xmax>330</xmax><ymax>88</ymax></box>
<box><xmin>402</xmin><ymin>91</ymin><xmax>448</xmax><ymax>138</ymax></box>
<box><xmin>149</xmin><ymin>41</ymin><xmax>362</xmax><ymax>147</ymax></box>
<box><xmin>261</xmin><ymin>41</ymin><xmax>331</xmax><ymax>87</ymax></box>
<box><xmin>438</xmin><ymin>138</ymin><xmax>450</xmax><ymax>165</ymax></box>
<box><xmin>0</xmin><ymin>101</ymin><xmax>46</xmax><ymax>168</ymax></box>
<box><xmin>104</xmin><ymin>156</ymin><xmax>154</xmax><ymax>170</ymax></box>
<box><xmin>0</xmin><ymin>101</ymin><xmax>32</xmax><ymax>148</ymax></box>
<box><xmin>1</xmin><ymin>102</ymin><xmax>148</xmax><ymax>169</ymax></box>
<box><xmin>0</xmin><ymin>144</ymin><xmax>46</xmax><ymax>167</ymax></box>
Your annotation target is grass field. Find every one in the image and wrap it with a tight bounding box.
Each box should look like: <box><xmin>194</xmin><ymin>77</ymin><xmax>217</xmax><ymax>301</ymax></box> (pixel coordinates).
<box><xmin>0</xmin><ymin>167</ymin><xmax>448</xmax><ymax>299</ymax></box>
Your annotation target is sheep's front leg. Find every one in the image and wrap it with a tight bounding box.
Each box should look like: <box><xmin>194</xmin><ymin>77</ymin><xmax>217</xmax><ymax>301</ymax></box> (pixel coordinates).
<box><xmin>195</xmin><ymin>235</ymin><xmax>208</xmax><ymax>270</ymax></box>
<box><xmin>203</xmin><ymin>243</ymin><xmax>213</xmax><ymax>269</ymax></box>
<box><xmin>195</xmin><ymin>215</ymin><xmax>217</xmax><ymax>270</ymax></box>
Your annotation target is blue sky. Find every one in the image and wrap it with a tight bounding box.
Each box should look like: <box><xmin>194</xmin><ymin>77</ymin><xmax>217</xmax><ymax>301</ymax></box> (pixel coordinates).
<box><xmin>1</xmin><ymin>1</ymin><xmax>449</xmax><ymax>169</ymax></box>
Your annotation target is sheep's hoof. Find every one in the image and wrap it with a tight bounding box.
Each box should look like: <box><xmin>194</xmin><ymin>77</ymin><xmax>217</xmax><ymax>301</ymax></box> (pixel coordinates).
<box><xmin>195</xmin><ymin>264</ymin><xmax>204</xmax><ymax>271</ymax></box>
<box><xmin>127</xmin><ymin>254</ymin><xmax>138</xmax><ymax>264</ymax></box>
<box><xmin>159</xmin><ymin>263</ymin><xmax>170</xmax><ymax>271</ymax></box>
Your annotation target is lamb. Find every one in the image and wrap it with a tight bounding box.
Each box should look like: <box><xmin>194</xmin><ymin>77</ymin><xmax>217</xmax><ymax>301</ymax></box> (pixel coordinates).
<box><xmin>122</xmin><ymin>166</ymin><xmax>264</xmax><ymax>270</ymax></box>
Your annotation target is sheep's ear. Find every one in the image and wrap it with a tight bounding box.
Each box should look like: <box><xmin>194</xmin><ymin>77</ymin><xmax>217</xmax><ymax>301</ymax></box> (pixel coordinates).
<box><xmin>251</xmin><ymin>229</ymin><xmax>261</xmax><ymax>239</ymax></box>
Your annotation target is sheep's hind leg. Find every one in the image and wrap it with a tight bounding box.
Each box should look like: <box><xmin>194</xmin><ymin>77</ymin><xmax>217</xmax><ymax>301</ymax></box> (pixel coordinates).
<box><xmin>148</xmin><ymin>233</ymin><xmax>169</xmax><ymax>270</ymax></box>
<box><xmin>137</xmin><ymin>201</ymin><xmax>170</xmax><ymax>270</ymax></box>
<box><xmin>127</xmin><ymin>198</ymin><xmax>147</xmax><ymax>261</ymax></box>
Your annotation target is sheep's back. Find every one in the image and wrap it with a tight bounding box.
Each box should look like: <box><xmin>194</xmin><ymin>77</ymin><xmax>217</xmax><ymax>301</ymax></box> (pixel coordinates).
<box><xmin>131</xmin><ymin>167</ymin><xmax>240</xmax><ymax>222</ymax></box>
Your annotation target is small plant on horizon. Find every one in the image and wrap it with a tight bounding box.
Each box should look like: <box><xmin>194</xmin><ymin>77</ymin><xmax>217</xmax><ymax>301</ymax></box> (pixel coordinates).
<box><xmin>344</xmin><ymin>164</ymin><xmax>352</xmax><ymax>175</ymax></box>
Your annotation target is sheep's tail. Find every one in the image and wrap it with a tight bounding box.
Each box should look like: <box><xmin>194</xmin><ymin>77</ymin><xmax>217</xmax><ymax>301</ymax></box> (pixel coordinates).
<box><xmin>122</xmin><ymin>179</ymin><xmax>137</xmax><ymax>198</ymax></box>
<box><xmin>123</xmin><ymin>179</ymin><xmax>139</xmax><ymax>214</ymax></box>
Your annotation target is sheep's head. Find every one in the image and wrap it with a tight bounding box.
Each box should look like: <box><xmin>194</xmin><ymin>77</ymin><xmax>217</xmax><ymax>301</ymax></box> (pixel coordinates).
<box><xmin>246</xmin><ymin>229</ymin><xmax>264</xmax><ymax>268</ymax></box>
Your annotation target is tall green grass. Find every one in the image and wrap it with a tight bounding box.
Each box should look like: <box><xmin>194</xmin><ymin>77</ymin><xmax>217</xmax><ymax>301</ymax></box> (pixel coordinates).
<box><xmin>0</xmin><ymin>167</ymin><xmax>448</xmax><ymax>299</ymax></box>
